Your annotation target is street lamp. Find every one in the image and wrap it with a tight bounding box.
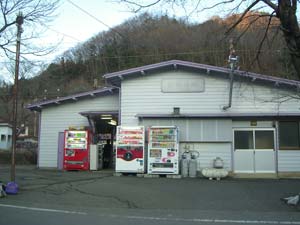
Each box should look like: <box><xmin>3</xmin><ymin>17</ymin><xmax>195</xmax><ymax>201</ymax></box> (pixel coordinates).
<box><xmin>11</xmin><ymin>12</ymin><xmax>24</xmax><ymax>182</ymax></box>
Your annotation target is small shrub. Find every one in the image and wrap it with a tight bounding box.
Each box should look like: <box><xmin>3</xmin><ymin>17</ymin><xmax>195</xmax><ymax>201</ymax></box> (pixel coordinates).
<box><xmin>0</xmin><ymin>149</ymin><xmax>37</xmax><ymax>165</ymax></box>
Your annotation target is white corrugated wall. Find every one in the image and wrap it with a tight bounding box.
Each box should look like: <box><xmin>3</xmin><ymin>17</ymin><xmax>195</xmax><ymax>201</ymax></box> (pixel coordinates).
<box><xmin>278</xmin><ymin>151</ymin><xmax>300</xmax><ymax>172</ymax></box>
<box><xmin>120</xmin><ymin>70</ymin><xmax>300</xmax><ymax>172</ymax></box>
<box><xmin>179</xmin><ymin>143</ymin><xmax>232</xmax><ymax>170</ymax></box>
<box><xmin>39</xmin><ymin>94</ymin><xmax>119</xmax><ymax>168</ymax></box>
<box><xmin>121</xmin><ymin>71</ymin><xmax>300</xmax><ymax>125</ymax></box>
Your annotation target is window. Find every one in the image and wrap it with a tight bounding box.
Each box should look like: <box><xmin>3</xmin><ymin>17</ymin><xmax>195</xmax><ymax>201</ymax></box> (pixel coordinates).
<box><xmin>1</xmin><ymin>134</ymin><xmax>6</xmax><ymax>142</ymax></box>
<box><xmin>7</xmin><ymin>135</ymin><xmax>12</xmax><ymax>143</ymax></box>
<box><xmin>234</xmin><ymin>131</ymin><xmax>253</xmax><ymax>149</ymax></box>
<box><xmin>279</xmin><ymin>121</ymin><xmax>300</xmax><ymax>150</ymax></box>
<box><xmin>255</xmin><ymin>131</ymin><xmax>274</xmax><ymax>149</ymax></box>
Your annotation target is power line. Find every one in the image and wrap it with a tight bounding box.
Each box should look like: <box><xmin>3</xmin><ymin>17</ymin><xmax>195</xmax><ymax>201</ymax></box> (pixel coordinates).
<box><xmin>66</xmin><ymin>0</ymin><xmax>125</xmax><ymax>38</ymax></box>
<box><xmin>40</xmin><ymin>22</ymin><xmax>82</xmax><ymax>42</ymax></box>
<box><xmin>0</xmin><ymin>48</ymin><xmax>286</xmax><ymax>64</ymax></box>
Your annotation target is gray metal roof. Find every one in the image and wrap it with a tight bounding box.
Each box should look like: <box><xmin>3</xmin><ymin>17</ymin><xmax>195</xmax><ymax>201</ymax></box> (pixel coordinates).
<box><xmin>0</xmin><ymin>123</ymin><xmax>12</xmax><ymax>128</ymax></box>
<box><xmin>103</xmin><ymin>59</ymin><xmax>300</xmax><ymax>88</ymax></box>
<box><xmin>27</xmin><ymin>60</ymin><xmax>300</xmax><ymax>112</ymax></box>
<box><xmin>136</xmin><ymin>113</ymin><xmax>300</xmax><ymax>119</ymax></box>
<box><xmin>27</xmin><ymin>87</ymin><xmax>118</xmax><ymax>112</ymax></box>
<box><xmin>79</xmin><ymin>111</ymin><xmax>119</xmax><ymax>117</ymax></box>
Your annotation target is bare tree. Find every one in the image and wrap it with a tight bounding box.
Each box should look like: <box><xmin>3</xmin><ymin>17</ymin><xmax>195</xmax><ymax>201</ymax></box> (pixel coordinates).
<box><xmin>0</xmin><ymin>0</ymin><xmax>60</xmax><ymax>59</ymax></box>
<box><xmin>118</xmin><ymin>0</ymin><xmax>300</xmax><ymax>79</ymax></box>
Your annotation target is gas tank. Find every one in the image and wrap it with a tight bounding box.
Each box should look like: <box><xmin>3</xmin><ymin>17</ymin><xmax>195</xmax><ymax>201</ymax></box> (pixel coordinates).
<box><xmin>181</xmin><ymin>158</ymin><xmax>189</xmax><ymax>177</ymax></box>
<box><xmin>213</xmin><ymin>157</ymin><xmax>224</xmax><ymax>169</ymax></box>
<box><xmin>189</xmin><ymin>157</ymin><xmax>197</xmax><ymax>178</ymax></box>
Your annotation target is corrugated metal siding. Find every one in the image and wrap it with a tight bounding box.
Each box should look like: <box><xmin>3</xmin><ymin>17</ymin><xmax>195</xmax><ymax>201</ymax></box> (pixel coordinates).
<box><xmin>139</xmin><ymin>118</ymin><xmax>232</xmax><ymax>142</ymax></box>
<box><xmin>179</xmin><ymin>143</ymin><xmax>232</xmax><ymax>170</ymax></box>
<box><xmin>140</xmin><ymin>119</ymin><xmax>232</xmax><ymax>171</ymax></box>
<box><xmin>39</xmin><ymin>94</ymin><xmax>119</xmax><ymax>168</ymax></box>
<box><xmin>278</xmin><ymin>150</ymin><xmax>300</xmax><ymax>172</ymax></box>
<box><xmin>121</xmin><ymin>70</ymin><xmax>300</xmax><ymax>173</ymax></box>
<box><xmin>121</xmin><ymin>70</ymin><xmax>300</xmax><ymax>126</ymax></box>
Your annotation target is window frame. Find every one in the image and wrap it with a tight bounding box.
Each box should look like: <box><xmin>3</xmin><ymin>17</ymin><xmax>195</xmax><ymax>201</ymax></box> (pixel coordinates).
<box><xmin>234</xmin><ymin>130</ymin><xmax>254</xmax><ymax>150</ymax></box>
<box><xmin>254</xmin><ymin>130</ymin><xmax>274</xmax><ymax>150</ymax></box>
<box><xmin>233</xmin><ymin>128</ymin><xmax>275</xmax><ymax>151</ymax></box>
<box><xmin>278</xmin><ymin>121</ymin><xmax>300</xmax><ymax>150</ymax></box>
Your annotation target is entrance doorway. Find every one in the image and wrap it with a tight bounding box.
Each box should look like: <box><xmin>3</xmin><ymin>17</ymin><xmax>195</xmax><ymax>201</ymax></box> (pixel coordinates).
<box><xmin>80</xmin><ymin>111</ymin><xmax>119</xmax><ymax>170</ymax></box>
<box><xmin>93</xmin><ymin>115</ymin><xmax>118</xmax><ymax>169</ymax></box>
<box><xmin>233</xmin><ymin>128</ymin><xmax>276</xmax><ymax>173</ymax></box>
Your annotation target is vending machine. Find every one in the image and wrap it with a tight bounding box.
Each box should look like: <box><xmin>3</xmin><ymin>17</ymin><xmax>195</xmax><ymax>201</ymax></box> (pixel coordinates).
<box><xmin>147</xmin><ymin>126</ymin><xmax>179</xmax><ymax>174</ymax></box>
<box><xmin>63</xmin><ymin>130</ymin><xmax>90</xmax><ymax>170</ymax></box>
<box><xmin>115</xmin><ymin>126</ymin><xmax>145</xmax><ymax>173</ymax></box>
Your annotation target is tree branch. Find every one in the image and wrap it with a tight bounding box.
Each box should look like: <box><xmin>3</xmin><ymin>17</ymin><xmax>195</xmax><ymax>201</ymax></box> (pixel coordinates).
<box><xmin>120</xmin><ymin>0</ymin><xmax>162</xmax><ymax>12</ymax></box>
<box><xmin>254</xmin><ymin>11</ymin><xmax>276</xmax><ymax>66</ymax></box>
<box><xmin>262</xmin><ymin>0</ymin><xmax>278</xmax><ymax>12</ymax></box>
<box><xmin>225</xmin><ymin>0</ymin><xmax>260</xmax><ymax>35</ymax></box>
<box><xmin>236</xmin><ymin>15</ymin><xmax>263</xmax><ymax>42</ymax></box>
<box><xmin>0</xmin><ymin>0</ymin><xmax>60</xmax><ymax>59</ymax></box>
<box><xmin>0</xmin><ymin>20</ymin><xmax>15</xmax><ymax>33</ymax></box>
<box><xmin>198</xmin><ymin>0</ymin><xmax>235</xmax><ymax>12</ymax></box>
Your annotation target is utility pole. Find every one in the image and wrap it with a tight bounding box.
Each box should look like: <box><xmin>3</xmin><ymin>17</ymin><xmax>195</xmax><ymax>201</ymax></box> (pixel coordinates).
<box><xmin>223</xmin><ymin>38</ymin><xmax>239</xmax><ymax>110</ymax></box>
<box><xmin>11</xmin><ymin>12</ymin><xmax>24</xmax><ymax>182</ymax></box>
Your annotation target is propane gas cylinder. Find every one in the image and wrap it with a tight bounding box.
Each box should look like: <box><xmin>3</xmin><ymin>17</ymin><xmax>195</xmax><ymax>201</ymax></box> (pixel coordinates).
<box><xmin>213</xmin><ymin>157</ymin><xmax>224</xmax><ymax>169</ymax></box>
<box><xmin>181</xmin><ymin>155</ymin><xmax>189</xmax><ymax>178</ymax></box>
<box><xmin>188</xmin><ymin>155</ymin><xmax>197</xmax><ymax>178</ymax></box>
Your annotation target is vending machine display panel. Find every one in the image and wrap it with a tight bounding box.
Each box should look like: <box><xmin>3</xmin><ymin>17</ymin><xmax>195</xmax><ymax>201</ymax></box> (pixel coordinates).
<box><xmin>147</xmin><ymin>126</ymin><xmax>179</xmax><ymax>174</ymax></box>
<box><xmin>115</xmin><ymin>126</ymin><xmax>145</xmax><ymax>173</ymax></box>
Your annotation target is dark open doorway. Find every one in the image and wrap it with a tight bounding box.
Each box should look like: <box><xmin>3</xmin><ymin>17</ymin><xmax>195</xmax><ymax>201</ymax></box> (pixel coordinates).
<box><xmin>80</xmin><ymin>111</ymin><xmax>118</xmax><ymax>170</ymax></box>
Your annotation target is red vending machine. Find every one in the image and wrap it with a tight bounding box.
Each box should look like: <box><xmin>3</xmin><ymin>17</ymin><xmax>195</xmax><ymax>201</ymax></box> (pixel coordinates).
<box><xmin>63</xmin><ymin>130</ymin><xmax>90</xmax><ymax>170</ymax></box>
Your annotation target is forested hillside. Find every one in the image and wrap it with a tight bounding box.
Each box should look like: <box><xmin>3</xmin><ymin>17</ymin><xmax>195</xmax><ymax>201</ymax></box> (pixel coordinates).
<box><xmin>0</xmin><ymin>12</ymin><xmax>294</xmax><ymax>129</ymax></box>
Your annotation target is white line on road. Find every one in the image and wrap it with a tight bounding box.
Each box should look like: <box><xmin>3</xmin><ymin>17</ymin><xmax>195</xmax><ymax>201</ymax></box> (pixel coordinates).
<box><xmin>0</xmin><ymin>203</ymin><xmax>87</xmax><ymax>215</ymax></box>
<box><xmin>1</xmin><ymin>204</ymin><xmax>299</xmax><ymax>224</ymax></box>
<box><xmin>120</xmin><ymin>215</ymin><xmax>300</xmax><ymax>224</ymax></box>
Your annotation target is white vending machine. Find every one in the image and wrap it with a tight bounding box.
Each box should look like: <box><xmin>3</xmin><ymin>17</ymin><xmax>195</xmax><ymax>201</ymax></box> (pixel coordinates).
<box><xmin>115</xmin><ymin>126</ymin><xmax>145</xmax><ymax>173</ymax></box>
<box><xmin>147</xmin><ymin>126</ymin><xmax>179</xmax><ymax>174</ymax></box>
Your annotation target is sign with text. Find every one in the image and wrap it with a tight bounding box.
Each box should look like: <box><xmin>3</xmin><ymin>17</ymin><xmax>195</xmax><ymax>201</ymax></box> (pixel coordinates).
<box><xmin>161</xmin><ymin>78</ymin><xmax>205</xmax><ymax>93</ymax></box>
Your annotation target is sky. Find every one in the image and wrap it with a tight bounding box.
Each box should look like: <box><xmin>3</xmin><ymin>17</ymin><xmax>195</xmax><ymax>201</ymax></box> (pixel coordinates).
<box><xmin>1</xmin><ymin>0</ymin><xmax>210</xmax><ymax>82</ymax></box>
<box><xmin>0</xmin><ymin>0</ymin><xmax>274</xmax><ymax>82</ymax></box>
<box><xmin>1</xmin><ymin>0</ymin><xmax>136</xmax><ymax>82</ymax></box>
<box><xmin>35</xmin><ymin>0</ymin><xmax>137</xmax><ymax>62</ymax></box>
<box><xmin>38</xmin><ymin>0</ymin><xmax>213</xmax><ymax>62</ymax></box>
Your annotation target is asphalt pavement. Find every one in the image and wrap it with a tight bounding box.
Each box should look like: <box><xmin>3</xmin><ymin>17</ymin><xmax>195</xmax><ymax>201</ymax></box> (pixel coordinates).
<box><xmin>0</xmin><ymin>165</ymin><xmax>300</xmax><ymax>225</ymax></box>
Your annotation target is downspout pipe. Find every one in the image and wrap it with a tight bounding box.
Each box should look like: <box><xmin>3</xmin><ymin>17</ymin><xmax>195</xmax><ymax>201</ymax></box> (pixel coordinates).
<box><xmin>223</xmin><ymin>56</ymin><xmax>238</xmax><ymax>111</ymax></box>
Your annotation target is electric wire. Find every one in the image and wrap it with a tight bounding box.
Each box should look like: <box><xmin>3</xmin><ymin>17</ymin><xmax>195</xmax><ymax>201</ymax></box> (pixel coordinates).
<box><xmin>66</xmin><ymin>0</ymin><xmax>125</xmax><ymax>38</ymax></box>
<box><xmin>40</xmin><ymin>22</ymin><xmax>82</xmax><ymax>42</ymax></box>
<box><xmin>0</xmin><ymin>48</ymin><xmax>285</xmax><ymax>64</ymax></box>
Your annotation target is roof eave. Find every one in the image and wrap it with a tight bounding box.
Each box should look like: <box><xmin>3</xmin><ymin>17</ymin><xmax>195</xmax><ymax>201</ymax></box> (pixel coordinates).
<box><xmin>26</xmin><ymin>87</ymin><xmax>118</xmax><ymax>111</ymax></box>
<box><xmin>136</xmin><ymin>113</ymin><xmax>300</xmax><ymax>119</ymax></box>
<box><xmin>103</xmin><ymin>59</ymin><xmax>300</xmax><ymax>89</ymax></box>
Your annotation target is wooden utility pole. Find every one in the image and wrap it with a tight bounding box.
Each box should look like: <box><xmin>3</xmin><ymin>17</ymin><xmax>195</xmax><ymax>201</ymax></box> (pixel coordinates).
<box><xmin>223</xmin><ymin>38</ymin><xmax>238</xmax><ymax>110</ymax></box>
<box><xmin>11</xmin><ymin>12</ymin><xmax>24</xmax><ymax>182</ymax></box>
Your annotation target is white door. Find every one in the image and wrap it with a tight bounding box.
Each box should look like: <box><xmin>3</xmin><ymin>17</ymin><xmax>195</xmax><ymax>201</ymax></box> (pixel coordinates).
<box><xmin>254</xmin><ymin>130</ymin><xmax>275</xmax><ymax>173</ymax></box>
<box><xmin>234</xmin><ymin>129</ymin><xmax>275</xmax><ymax>173</ymax></box>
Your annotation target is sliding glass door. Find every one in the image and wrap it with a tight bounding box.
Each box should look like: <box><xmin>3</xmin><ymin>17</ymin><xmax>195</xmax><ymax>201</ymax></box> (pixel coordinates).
<box><xmin>233</xmin><ymin>129</ymin><xmax>275</xmax><ymax>173</ymax></box>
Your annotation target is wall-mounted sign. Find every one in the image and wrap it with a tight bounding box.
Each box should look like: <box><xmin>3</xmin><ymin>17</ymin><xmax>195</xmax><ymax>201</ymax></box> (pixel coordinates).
<box><xmin>161</xmin><ymin>78</ymin><xmax>205</xmax><ymax>93</ymax></box>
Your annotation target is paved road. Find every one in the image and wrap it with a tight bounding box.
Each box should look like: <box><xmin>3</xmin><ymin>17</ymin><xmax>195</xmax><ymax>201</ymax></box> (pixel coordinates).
<box><xmin>0</xmin><ymin>165</ymin><xmax>299</xmax><ymax>225</ymax></box>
